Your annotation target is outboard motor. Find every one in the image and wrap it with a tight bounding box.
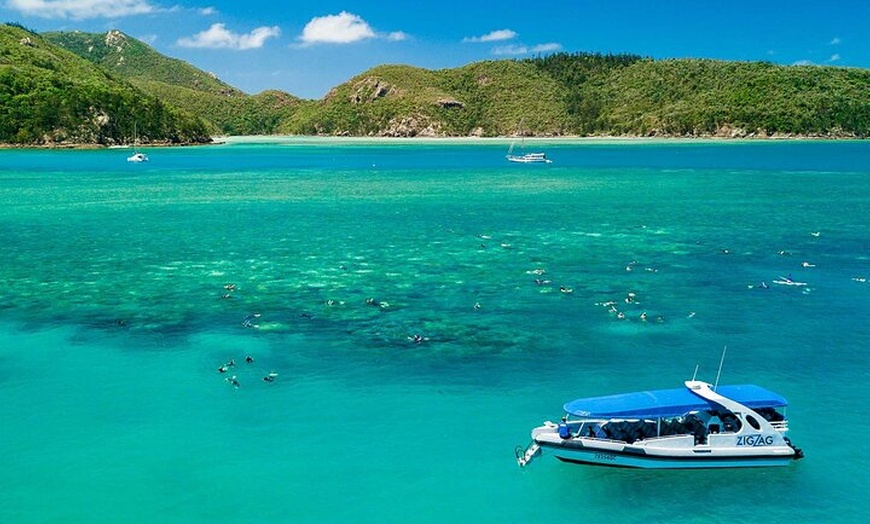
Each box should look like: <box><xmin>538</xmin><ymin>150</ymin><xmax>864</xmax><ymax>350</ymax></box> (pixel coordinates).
<box><xmin>784</xmin><ymin>437</ymin><xmax>804</xmax><ymax>460</ymax></box>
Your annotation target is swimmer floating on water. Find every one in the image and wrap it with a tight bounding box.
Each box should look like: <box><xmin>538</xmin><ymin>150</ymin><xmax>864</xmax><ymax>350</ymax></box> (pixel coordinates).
<box><xmin>217</xmin><ymin>358</ymin><xmax>235</xmax><ymax>373</ymax></box>
<box><xmin>242</xmin><ymin>313</ymin><xmax>261</xmax><ymax>328</ymax></box>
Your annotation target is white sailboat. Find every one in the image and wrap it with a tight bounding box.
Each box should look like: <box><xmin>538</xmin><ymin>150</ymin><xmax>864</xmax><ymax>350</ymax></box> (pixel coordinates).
<box><xmin>127</xmin><ymin>123</ymin><xmax>148</xmax><ymax>162</ymax></box>
<box><xmin>506</xmin><ymin>120</ymin><xmax>551</xmax><ymax>164</ymax></box>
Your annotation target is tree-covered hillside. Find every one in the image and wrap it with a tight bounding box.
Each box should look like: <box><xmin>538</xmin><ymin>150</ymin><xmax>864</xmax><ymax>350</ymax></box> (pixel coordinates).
<box><xmin>4</xmin><ymin>26</ymin><xmax>869</xmax><ymax>143</ymax></box>
<box><xmin>281</xmin><ymin>60</ymin><xmax>570</xmax><ymax>137</ymax></box>
<box><xmin>0</xmin><ymin>23</ymin><xmax>210</xmax><ymax>146</ymax></box>
<box><xmin>555</xmin><ymin>57</ymin><xmax>870</xmax><ymax>137</ymax></box>
<box><xmin>282</xmin><ymin>52</ymin><xmax>869</xmax><ymax>138</ymax></box>
<box><xmin>44</xmin><ymin>30</ymin><xmax>306</xmax><ymax>136</ymax></box>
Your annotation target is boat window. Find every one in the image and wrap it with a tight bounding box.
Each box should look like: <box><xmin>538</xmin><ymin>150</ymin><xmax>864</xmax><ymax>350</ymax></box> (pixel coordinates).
<box><xmin>746</xmin><ymin>414</ymin><xmax>761</xmax><ymax>430</ymax></box>
<box><xmin>721</xmin><ymin>413</ymin><xmax>741</xmax><ymax>432</ymax></box>
<box><xmin>756</xmin><ymin>407</ymin><xmax>785</xmax><ymax>422</ymax></box>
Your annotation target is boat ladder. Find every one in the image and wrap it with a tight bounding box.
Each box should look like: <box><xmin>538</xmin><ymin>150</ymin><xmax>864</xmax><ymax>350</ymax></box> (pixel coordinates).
<box><xmin>515</xmin><ymin>441</ymin><xmax>541</xmax><ymax>467</ymax></box>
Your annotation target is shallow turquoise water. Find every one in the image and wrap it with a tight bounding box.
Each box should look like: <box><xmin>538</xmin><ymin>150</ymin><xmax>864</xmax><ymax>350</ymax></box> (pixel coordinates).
<box><xmin>0</xmin><ymin>138</ymin><xmax>868</xmax><ymax>523</ymax></box>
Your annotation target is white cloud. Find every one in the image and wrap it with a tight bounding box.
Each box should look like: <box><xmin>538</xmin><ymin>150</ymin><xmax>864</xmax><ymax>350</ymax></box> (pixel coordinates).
<box><xmin>531</xmin><ymin>43</ymin><xmax>561</xmax><ymax>53</ymax></box>
<box><xmin>829</xmin><ymin>37</ymin><xmax>841</xmax><ymax>45</ymax></box>
<box><xmin>298</xmin><ymin>11</ymin><xmax>376</xmax><ymax>45</ymax></box>
<box><xmin>828</xmin><ymin>53</ymin><xmax>841</xmax><ymax>62</ymax></box>
<box><xmin>492</xmin><ymin>44</ymin><xmax>528</xmax><ymax>56</ymax></box>
<box><xmin>387</xmin><ymin>31</ymin><xmax>409</xmax><ymax>42</ymax></box>
<box><xmin>463</xmin><ymin>29</ymin><xmax>517</xmax><ymax>43</ymax></box>
<box><xmin>199</xmin><ymin>7</ymin><xmax>217</xmax><ymax>16</ymax></box>
<box><xmin>792</xmin><ymin>60</ymin><xmax>814</xmax><ymax>66</ymax></box>
<box><xmin>6</xmin><ymin>0</ymin><xmax>156</xmax><ymax>19</ymax></box>
<box><xmin>177</xmin><ymin>23</ymin><xmax>281</xmax><ymax>50</ymax></box>
<box><xmin>492</xmin><ymin>42</ymin><xmax>561</xmax><ymax>56</ymax></box>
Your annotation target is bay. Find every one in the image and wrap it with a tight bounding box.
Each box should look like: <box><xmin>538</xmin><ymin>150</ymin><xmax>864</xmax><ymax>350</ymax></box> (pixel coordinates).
<box><xmin>0</xmin><ymin>138</ymin><xmax>867</xmax><ymax>523</ymax></box>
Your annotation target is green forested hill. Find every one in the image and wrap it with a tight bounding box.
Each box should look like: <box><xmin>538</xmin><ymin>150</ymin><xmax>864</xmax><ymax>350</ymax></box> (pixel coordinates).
<box><xmin>0</xmin><ymin>24</ymin><xmax>210</xmax><ymax>146</ymax></box>
<box><xmin>5</xmin><ymin>25</ymin><xmax>869</xmax><ymax>143</ymax></box>
<box><xmin>283</xmin><ymin>53</ymin><xmax>869</xmax><ymax>138</ymax></box>
<box><xmin>555</xmin><ymin>57</ymin><xmax>870</xmax><ymax>137</ymax></box>
<box><xmin>44</xmin><ymin>30</ymin><xmax>306</xmax><ymax>135</ymax></box>
<box><xmin>281</xmin><ymin>61</ymin><xmax>570</xmax><ymax>136</ymax></box>
<box><xmin>43</xmin><ymin>29</ymin><xmax>239</xmax><ymax>95</ymax></box>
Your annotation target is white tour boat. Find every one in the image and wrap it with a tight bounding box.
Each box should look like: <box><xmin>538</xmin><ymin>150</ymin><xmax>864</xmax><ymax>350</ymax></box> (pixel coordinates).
<box><xmin>517</xmin><ymin>380</ymin><xmax>803</xmax><ymax>469</ymax></box>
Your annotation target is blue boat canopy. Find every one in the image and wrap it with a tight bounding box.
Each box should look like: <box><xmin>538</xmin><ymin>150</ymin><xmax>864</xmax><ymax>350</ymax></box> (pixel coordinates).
<box><xmin>563</xmin><ymin>384</ymin><xmax>788</xmax><ymax>419</ymax></box>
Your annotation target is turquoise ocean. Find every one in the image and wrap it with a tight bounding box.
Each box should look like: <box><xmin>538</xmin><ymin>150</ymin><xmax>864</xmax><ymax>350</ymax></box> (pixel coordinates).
<box><xmin>0</xmin><ymin>138</ymin><xmax>868</xmax><ymax>523</ymax></box>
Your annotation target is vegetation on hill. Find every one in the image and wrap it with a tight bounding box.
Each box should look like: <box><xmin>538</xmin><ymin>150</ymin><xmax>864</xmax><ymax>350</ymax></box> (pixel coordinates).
<box><xmin>283</xmin><ymin>52</ymin><xmax>869</xmax><ymax>138</ymax></box>
<box><xmin>44</xmin><ymin>30</ymin><xmax>306</xmax><ymax>136</ymax></box>
<box><xmin>281</xmin><ymin>60</ymin><xmax>569</xmax><ymax>137</ymax></box>
<box><xmin>4</xmin><ymin>25</ymin><xmax>869</xmax><ymax>144</ymax></box>
<box><xmin>524</xmin><ymin>52</ymin><xmax>644</xmax><ymax>134</ymax></box>
<box><xmin>565</xmin><ymin>58</ymin><xmax>870</xmax><ymax>137</ymax></box>
<box><xmin>0</xmin><ymin>23</ymin><xmax>210</xmax><ymax>146</ymax></box>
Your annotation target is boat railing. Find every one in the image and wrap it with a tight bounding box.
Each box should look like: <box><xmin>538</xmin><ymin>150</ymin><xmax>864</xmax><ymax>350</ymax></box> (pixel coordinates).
<box><xmin>575</xmin><ymin>436</ymin><xmax>629</xmax><ymax>445</ymax></box>
<box><xmin>770</xmin><ymin>420</ymin><xmax>789</xmax><ymax>432</ymax></box>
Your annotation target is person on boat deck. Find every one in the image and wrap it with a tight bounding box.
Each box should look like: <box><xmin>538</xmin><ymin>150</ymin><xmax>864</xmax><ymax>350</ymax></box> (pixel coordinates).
<box><xmin>707</xmin><ymin>413</ymin><xmax>723</xmax><ymax>434</ymax></box>
<box><xmin>558</xmin><ymin>417</ymin><xmax>571</xmax><ymax>439</ymax></box>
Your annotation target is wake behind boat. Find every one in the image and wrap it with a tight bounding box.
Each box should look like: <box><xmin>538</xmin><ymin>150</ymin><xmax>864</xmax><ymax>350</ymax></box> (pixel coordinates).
<box><xmin>516</xmin><ymin>379</ymin><xmax>803</xmax><ymax>469</ymax></box>
<box><xmin>773</xmin><ymin>276</ymin><xmax>807</xmax><ymax>286</ymax></box>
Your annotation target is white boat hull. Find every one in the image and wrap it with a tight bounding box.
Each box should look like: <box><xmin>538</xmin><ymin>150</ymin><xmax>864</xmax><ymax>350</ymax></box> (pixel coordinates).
<box><xmin>546</xmin><ymin>441</ymin><xmax>795</xmax><ymax>469</ymax></box>
<box><xmin>506</xmin><ymin>154</ymin><xmax>552</xmax><ymax>164</ymax></box>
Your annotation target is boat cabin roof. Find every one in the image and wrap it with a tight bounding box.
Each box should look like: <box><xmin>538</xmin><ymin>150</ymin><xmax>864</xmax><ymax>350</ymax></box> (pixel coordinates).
<box><xmin>563</xmin><ymin>384</ymin><xmax>787</xmax><ymax>419</ymax></box>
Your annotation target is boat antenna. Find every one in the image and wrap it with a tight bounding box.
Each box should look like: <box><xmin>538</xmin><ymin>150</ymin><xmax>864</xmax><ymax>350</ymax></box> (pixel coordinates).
<box><xmin>714</xmin><ymin>346</ymin><xmax>727</xmax><ymax>390</ymax></box>
<box><xmin>691</xmin><ymin>363</ymin><xmax>699</xmax><ymax>381</ymax></box>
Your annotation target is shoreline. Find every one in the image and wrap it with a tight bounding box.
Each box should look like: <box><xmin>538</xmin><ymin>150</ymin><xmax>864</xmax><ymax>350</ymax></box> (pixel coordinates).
<box><xmin>0</xmin><ymin>133</ymin><xmax>863</xmax><ymax>150</ymax></box>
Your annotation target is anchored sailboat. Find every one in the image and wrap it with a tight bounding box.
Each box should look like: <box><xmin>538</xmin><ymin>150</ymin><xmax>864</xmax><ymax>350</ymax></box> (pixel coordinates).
<box><xmin>506</xmin><ymin>120</ymin><xmax>551</xmax><ymax>164</ymax></box>
<box><xmin>127</xmin><ymin>123</ymin><xmax>148</xmax><ymax>163</ymax></box>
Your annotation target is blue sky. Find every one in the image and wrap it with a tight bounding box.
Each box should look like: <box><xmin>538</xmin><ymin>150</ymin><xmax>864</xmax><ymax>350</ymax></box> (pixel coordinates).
<box><xmin>2</xmin><ymin>0</ymin><xmax>868</xmax><ymax>99</ymax></box>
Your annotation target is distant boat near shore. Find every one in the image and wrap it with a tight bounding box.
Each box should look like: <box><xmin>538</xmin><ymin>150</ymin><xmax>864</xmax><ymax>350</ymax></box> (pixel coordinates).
<box><xmin>506</xmin><ymin>149</ymin><xmax>552</xmax><ymax>164</ymax></box>
<box><xmin>127</xmin><ymin>123</ymin><xmax>148</xmax><ymax>162</ymax></box>
<box><xmin>127</xmin><ymin>151</ymin><xmax>148</xmax><ymax>162</ymax></box>
<box><xmin>506</xmin><ymin>120</ymin><xmax>552</xmax><ymax>164</ymax></box>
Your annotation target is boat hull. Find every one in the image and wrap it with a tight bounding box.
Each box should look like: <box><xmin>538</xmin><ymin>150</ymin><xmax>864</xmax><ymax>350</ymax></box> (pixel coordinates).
<box><xmin>549</xmin><ymin>445</ymin><xmax>794</xmax><ymax>469</ymax></box>
<box><xmin>127</xmin><ymin>153</ymin><xmax>148</xmax><ymax>162</ymax></box>
<box><xmin>506</xmin><ymin>155</ymin><xmax>551</xmax><ymax>164</ymax></box>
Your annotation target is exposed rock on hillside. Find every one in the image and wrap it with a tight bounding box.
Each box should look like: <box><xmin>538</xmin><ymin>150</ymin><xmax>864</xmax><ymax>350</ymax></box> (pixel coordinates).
<box><xmin>381</xmin><ymin>115</ymin><xmax>443</xmax><ymax>137</ymax></box>
<box><xmin>351</xmin><ymin>77</ymin><xmax>397</xmax><ymax>103</ymax></box>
